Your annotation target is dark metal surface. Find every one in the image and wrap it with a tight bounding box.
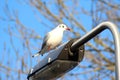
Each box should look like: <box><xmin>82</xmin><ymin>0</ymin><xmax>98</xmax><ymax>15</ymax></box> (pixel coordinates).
<box><xmin>27</xmin><ymin>38</ymin><xmax>85</xmax><ymax>80</ymax></box>
<box><xmin>58</xmin><ymin>38</ymin><xmax>84</xmax><ymax>62</ymax></box>
<box><xmin>27</xmin><ymin>42</ymin><xmax>67</xmax><ymax>80</ymax></box>
<box><xmin>29</xmin><ymin>60</ymin><xmax>78</xmax><ymax>80</ymax></box>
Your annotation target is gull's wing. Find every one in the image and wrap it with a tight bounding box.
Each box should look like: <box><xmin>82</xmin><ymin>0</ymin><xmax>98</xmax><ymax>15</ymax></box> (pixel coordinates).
<box><xmin>41</xmin><ymin>32</ymin><xmax>50</xmax><ymax>49</ymax></box>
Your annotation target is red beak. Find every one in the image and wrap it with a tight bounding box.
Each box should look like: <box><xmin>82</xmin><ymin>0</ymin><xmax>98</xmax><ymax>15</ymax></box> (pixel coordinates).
<box><xmin>66</xmin><ymin>27</ymin><xmax>71</xmax><ymax>31</ymax></box>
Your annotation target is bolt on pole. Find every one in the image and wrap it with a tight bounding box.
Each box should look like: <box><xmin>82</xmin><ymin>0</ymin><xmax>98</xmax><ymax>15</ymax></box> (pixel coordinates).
<box><xmin>71</xmin><ymin>21</ymin><xmax>120</xmax><ymax>80</ymax></box>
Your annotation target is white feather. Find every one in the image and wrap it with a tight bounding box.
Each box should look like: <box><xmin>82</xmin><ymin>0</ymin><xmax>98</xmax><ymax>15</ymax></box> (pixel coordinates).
<box><xmin>32</xmin><ymin>24</ymin><xmax>70</xmax><ymax>57</ymax></box>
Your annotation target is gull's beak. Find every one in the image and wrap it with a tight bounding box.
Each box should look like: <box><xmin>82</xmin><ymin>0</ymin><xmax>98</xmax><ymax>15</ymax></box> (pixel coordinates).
<box><xmin>66</xmin><ymin>27</ymin><xmax>71</xmax><ymax>31</ymax></box>
<box><xmin>66</xmin><ymin>27</ymin><xmax>72</xmax><ymax>32</ymax></box>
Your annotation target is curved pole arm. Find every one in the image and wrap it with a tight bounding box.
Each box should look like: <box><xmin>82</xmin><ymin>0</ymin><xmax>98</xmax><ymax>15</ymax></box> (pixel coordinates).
<box><xmin>71</xmin><ymin>21</ymin><xmax>120</xmax><ymax>80</ymax></box>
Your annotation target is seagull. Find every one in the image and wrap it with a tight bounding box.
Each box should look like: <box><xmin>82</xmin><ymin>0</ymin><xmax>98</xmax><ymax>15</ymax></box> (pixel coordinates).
<box><xmin>32</xmin><ymin>24</ymin><xmax>71</xmax><ymax>57</ymax></box>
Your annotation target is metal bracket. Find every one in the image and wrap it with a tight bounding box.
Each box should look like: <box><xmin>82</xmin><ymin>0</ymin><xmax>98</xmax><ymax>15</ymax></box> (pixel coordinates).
<box><xmin>27</xmin><ymin>38</ymin><xmax>85</xmax><ymax>80</ymax></box>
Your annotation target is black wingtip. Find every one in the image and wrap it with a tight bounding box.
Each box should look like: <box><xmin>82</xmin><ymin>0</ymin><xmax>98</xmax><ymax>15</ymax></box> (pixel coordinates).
<box><xmin>32</xmin><ymin>55</ymin><xmax>34</xmax><ymax>58</ymax></box>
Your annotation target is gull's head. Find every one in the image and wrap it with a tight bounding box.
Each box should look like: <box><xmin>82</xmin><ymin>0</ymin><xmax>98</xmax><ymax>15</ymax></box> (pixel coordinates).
<box><xmin>57</xmin><ymin>24</ymin><xmax>71</xmax><ymax>31</ymax></box>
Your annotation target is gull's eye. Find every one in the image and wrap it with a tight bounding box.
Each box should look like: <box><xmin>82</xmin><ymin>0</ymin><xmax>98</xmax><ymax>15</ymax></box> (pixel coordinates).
<box><xmin>62</xmin><ymin>26</ymin><xmax>64</xmax><ymax>28</ymax></box>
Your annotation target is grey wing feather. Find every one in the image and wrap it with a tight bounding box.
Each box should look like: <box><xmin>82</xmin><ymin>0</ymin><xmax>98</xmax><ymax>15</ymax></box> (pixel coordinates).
<box><xmin>41</xmin><ymin>33</ymin><xmax>50</xmax><ymax>49</ymax></box>
<box><xmin>32</xmin><ymin>33</ymin><xmax>50</xmax><ymax>57</ymax></box>
<box><xmin>38</xmin><ymin>33</ymin><xmax>50</xmax><ymax>55</ymax></box>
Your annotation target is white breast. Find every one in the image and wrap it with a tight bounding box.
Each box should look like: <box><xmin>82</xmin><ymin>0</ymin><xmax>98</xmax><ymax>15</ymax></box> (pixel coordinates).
<box><xmin>47</xmin><ymin>29</ymin><xmax>63</xmax><ymax>49</ymax></box>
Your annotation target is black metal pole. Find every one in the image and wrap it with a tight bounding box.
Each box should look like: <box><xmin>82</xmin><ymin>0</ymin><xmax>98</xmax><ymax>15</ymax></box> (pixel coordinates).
<box><xmin>71</xmin><ymin>21</ymin><xmax>120</xmax><ymax>80</ymax></box>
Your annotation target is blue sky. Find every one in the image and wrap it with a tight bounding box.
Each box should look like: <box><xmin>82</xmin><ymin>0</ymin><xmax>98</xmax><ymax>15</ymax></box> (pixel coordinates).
<box><xmin>0</xmin><ymin>0</ymin><xmax>117</xmax><ymax>80</ymax></box>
